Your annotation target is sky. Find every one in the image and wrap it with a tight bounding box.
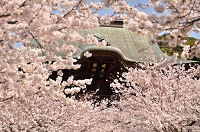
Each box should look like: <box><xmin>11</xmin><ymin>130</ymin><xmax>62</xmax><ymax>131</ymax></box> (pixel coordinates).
<box><xmin>14</xmin><ymin>0</ymin><xmax>200</xmax><ymax>48</ymax></box>
<box><xmin>93</xmin><ymin>0</ymin><xmax>165</xmax><ymax>15</ymax></box>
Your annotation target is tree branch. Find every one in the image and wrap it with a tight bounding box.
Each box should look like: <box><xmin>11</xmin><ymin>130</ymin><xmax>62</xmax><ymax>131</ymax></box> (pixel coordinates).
<box><xmin>29</xmin><ymin>6</ymin><xmax>42</xmax><ymax>26</ymax></box>
<box><xmin>166</xmin><ymin>1</ymin><xmax>196</xmax><ymax>25</ymax></box>
<box><xmin>7</xmin><ymin>20</ymin><xmax>18</xmax><ymax>24</ymax></box>
<box><xmin>28</xmin><ymin>31</ymin><xmax>45</xmax><ymax>54</ymax></box>
<box><xmin>1</xmin><ymin>96</ymin><xmax>13</xmax><ymax>102</ymax></box>
<box><xmin>0</xmin><ymin>14</ymin><xmax>10</xmax><ymax>18</ymax></box>
<box><xmin>19</xmin><ymin>0</ymin><xmax>27</xmax><ymax>8</ymax></box>
<box><xmin>56</xmin><ymin>0</ymin><xmax>83</xmax><ymax>24</ymax></box>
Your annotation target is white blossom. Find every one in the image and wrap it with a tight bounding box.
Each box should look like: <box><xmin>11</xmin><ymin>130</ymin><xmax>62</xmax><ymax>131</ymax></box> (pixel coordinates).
<box><xmin>84</xmin><ymin>51</ymin><xmax>92</xmax><ymax>58</ymax></box>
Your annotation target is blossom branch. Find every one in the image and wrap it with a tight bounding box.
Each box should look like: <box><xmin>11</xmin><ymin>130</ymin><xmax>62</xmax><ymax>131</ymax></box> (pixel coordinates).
<box><xmin>28</xmin><ymin>31</ymin><xmax>45</xmax><ymax>54</ymax></box>
<box><xmin>56</xmin><ymin>0</ymin><xmax>83</xmax><ymax>24</ymax></box>
<box><xmin>29</xmin><ymin>5</ymin><xmax>42</xmax><ymax>26</ymax></box>
<box><xmin>19</xmin><ymin>0</ymin><xmax>27</xmax><ymax>8</ymax></box>
<box><xmin>0</xmin><ymin>14</ymin><xmax>10</xmax><ymax>18</ymax></box>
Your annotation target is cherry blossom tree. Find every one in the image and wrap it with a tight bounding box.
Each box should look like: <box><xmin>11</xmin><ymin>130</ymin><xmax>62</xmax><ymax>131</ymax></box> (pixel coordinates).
<box><xmin>110</xmin><ymin>64</ymin><xmax>200</xmax><ymax>131</ymax></box>
<box><xmin>1</xmin><ymin>64</ymin><xmax>199</xmax><ymax>131</ymax></box>
<box><xmin>0</xmin><ymin>0</ymin><xmax>200</xmax><ymax>131</ymax></box>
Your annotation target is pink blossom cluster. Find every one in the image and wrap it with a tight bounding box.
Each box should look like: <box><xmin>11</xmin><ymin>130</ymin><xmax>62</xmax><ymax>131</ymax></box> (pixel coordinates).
<box><xmin>1</xmin><ymin>64</ymin><xmax>199</xmax><ymax>131</ymax></box>
<box><xmin>110</xmin><ymin>64</ymin><xmax>200</xmax><ymax>131</ymax></box>
<box><xmin>0</xmin><ymin>0</ymin><xmax>200</xmax><ymax>131</ymax></box>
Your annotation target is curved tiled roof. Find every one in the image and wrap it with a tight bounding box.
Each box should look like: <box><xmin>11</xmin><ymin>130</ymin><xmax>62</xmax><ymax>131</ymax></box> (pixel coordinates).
<box><xmin>67</xmin><ymin>26</ymin><xmax>165</xmax><ymax>62</ymax></box>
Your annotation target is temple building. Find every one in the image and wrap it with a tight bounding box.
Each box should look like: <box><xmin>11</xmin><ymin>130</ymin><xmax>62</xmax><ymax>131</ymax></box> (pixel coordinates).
<box><xmin>51</xmin><ymin>20</ymin><xmax>168</xmax><ymax>98</ymax></box>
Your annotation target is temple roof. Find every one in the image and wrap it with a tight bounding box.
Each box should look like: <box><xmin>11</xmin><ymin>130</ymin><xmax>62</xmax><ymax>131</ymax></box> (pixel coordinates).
<box><xmin>64</xmin><ymin>26</ymin><xmax>165</xmax><ymax>63</ymax></box>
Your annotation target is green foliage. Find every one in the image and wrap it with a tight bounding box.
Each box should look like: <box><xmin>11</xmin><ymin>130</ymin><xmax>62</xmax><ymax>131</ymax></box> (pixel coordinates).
<box><xmin>157</xmin><ymin>34</ymin><xmax>200</xmax><ymax>62</ymax></box>
<box><xmin>183</xmin><ymin>36</ymin><xmax>197</xmax><ymax>46</ymax></box>
<box><xmin>159</xmin><ymin>45</ymin><xmax>182</xmax><ymax>57</ymax></box>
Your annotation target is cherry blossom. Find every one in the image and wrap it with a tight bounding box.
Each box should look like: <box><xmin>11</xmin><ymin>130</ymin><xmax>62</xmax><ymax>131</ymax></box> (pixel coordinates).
<box><xmin>0</xmin><ymin>0</ymin><xmax>200</xmax><ymax>131</ymax></box>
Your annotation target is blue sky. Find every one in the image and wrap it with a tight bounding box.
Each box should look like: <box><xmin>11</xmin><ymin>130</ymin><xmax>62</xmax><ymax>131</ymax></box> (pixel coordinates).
<box><xmin>94</xmin><ymin>0</ymin><xmax>163</xmax><ymax>15</ymax></box>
